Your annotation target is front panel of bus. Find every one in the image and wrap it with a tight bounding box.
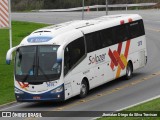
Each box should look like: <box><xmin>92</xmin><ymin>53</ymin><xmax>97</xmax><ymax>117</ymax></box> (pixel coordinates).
<box><xmin>14</xmin><ymin>45</ymin><xmax>64</xmax><ymax>102</ymax></box>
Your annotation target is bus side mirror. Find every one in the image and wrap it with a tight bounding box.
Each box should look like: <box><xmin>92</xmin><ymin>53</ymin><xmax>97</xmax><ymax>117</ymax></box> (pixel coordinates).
<box><xmin>6</xmin><ymin>46</ymin><xmax>19</xmax><ymax>65</ymax></box>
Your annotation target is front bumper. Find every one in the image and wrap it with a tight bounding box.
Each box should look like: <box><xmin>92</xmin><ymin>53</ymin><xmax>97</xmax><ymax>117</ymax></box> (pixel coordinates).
<box><xmin>15</xmin><ymin>86</ymin><xmax>65</xmax><ymax>102</ymax></box>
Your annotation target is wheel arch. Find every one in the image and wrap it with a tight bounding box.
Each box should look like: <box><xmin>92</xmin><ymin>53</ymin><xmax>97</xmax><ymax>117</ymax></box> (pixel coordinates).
<box><xmin>127</xmin><ymin>60</ymin><xmax>133</xmax><ymax>72</ymax></box>
<box><xmin>82</xmin><ymin>77</ymin><xmax>90</xmax><ymax>91</ymax></box>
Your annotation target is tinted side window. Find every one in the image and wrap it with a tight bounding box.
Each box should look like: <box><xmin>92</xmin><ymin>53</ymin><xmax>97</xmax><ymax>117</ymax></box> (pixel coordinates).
<box><xmin>139</xmin><ymin>20</ymin><xmax>145</xmax><ymax>35</ymax></box>
<box><xmin>64</xmin><ymin>37</ymin><xmax>85</xmax><ymax>76</ymax></box>
<box><xmin>128</xmin><ymin>20</ymin><xmax>145</xmax><ymax>39</ymax></box>
<box><xmin>85</xmin><ymin>31</ymin><xmax>102</xmax><ymax>53</ymax></box>
<box><xmin>113</xmin><ymin>24</ymin><xmax>129</xmax><ymax>43</ymax></box>
<box><xmin>100</xmin><ymin>28</ymin><xmax>115</xmax><ymax>47</ymax></box>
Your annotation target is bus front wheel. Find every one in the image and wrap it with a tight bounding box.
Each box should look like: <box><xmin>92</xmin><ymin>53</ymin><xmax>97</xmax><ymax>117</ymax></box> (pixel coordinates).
<box><xmin>79</xmin><ymin>80</ymin><xmax>88</xmax><ymax>98</ymax></box>
<box><xmin>126</xmin><ymin>62</ymin><xmax>133</xmax><ymax>80</ymax></box>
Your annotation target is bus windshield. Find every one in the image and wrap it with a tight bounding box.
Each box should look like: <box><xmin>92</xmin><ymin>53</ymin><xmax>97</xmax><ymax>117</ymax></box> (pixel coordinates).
<box><xmin>15</xmin><ymin>45</ymin><xmax>61</xmax><ymax>82</ymax></box>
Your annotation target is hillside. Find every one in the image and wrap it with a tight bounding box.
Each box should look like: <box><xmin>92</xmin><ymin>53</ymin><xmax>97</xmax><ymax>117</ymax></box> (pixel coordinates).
<box><xmin>154</xmin><ymin>2</ymin><xmax>160</xmax><ymax>8</ymax></box>
<box><xmin>11</xmin><ymin>0</ymin><xmax>160</xmax><ymax>11</ymax></box>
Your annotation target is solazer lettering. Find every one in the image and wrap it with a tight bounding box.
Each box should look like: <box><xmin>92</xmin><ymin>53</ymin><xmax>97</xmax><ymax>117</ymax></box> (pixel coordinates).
<box><xmin>89</xmin><ymin>53</ymin><xmax>106</xmax><ymax>65</ymax></box>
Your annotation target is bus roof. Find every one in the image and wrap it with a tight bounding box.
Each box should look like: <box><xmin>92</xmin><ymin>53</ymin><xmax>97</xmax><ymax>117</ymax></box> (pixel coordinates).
<box><xmin>20</xmin><ymin>14</ymin><xmax>142</xmax><ymax>46</ymax></box>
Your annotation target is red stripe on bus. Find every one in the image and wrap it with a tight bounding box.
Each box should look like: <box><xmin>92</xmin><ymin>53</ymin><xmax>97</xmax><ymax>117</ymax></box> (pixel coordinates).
<box><xmin>108</xmin><ymin>49</ymin><xmax>118</xmax><ymax>66</ymax></box>
<box><xmin>17</xmin><ymin>82</ymin><xmax>29</xmax><ymax>88</ymax></box>
<box><xmin>110</xmin><ymin>42</ymin><xmax>122</xmax><ymax>70</ymax></box>
<box><xmin>113</xmin><ymin>50</ymin><xmax>125</xmax><ymax>69</ymax></box>
<box><xmin>124</xmin><ymin>40</ymin><xmax>131</xmax><ymax>58</ymax></box>
<box><xmin>110</xmin><ymin>61</ymin><xmax>114</xmax><ymax>70</ymax></box>
<box><xmin>117</xmin><ymin>42</ymin><xmax>122</xmax><ymax>55</ymax></box>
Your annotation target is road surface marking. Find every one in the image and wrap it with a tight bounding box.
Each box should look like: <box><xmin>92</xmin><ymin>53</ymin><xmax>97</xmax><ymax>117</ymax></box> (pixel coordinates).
<box><xmin>146</xmin><ymin>27</ymin><xmax>160</xmax><ymax>32</ymax></box>
<box><xmin>24</xmin><ymin>70</ymin><xmax>160</xmax><ymax>120</ymax></box>
<box><xmin>0</xmin><ymin>103</ymin><xmax>27</xmax><ymax>111</ymax></box>
<box><xmin>50</xmin><ymin>71</ymin><xmax>160</xmax><ymax>112</ymax></box>
<box><xmin>22</xmin><ymin>70</ymin><xmax>160</xmax><ymax>120</ymax></box>
<box><xmin>117</xmin><ymin>94</ymin><xmax>160</xmax><ymax>112</ymax></box>
<box><xmin>92</xmin><ymin>95</ymin><xmax>160</xmax><ymax>120</ymax></box>
<box><xmin>0</xmin><ymin>101</ymin><xmax>16</xmax><ymax>108</ymax></box>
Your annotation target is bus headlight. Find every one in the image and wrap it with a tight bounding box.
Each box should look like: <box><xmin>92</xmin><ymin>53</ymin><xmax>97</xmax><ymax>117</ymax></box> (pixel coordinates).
<box><xmin>51</xmin><ymin>86</ymin><xmax>63</xmax><ymax>93</ymax></box>
<box><xmin>15</xmin><ymin>88</ymin><xmax>24</xmax><ymax>94</ymax></box>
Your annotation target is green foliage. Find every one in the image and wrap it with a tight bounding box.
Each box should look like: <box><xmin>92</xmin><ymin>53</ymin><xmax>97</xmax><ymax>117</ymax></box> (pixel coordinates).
<box><xmin>97</xmin><ymin>98</ymin><xmax>160</xmax><ymax>120</ymax></box>
<box><xmin>11</xmin><ymin>0</ymin><xmax>160</xmax><ymax>11</ymax></box>
<box><xmin>0</xmin><ymin>21</ymin><xmax>48</xmax><ymax>105</ymax></box>
<box><xmin>12</xmin><ymin>0</ymin><xmax>44</xmax><ymax>11</ymax></box>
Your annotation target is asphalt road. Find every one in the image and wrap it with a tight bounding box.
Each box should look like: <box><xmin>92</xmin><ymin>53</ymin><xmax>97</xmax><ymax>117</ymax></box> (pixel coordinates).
<box><xmin>1</xmin><ymin>10</ymin><xmax>160</xmax><ymax>120</ymax></box>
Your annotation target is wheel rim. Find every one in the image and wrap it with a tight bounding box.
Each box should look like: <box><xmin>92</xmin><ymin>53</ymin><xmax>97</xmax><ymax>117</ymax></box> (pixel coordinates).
<box><xmin>127</xmin><ymin>65</ymin><xmax>131</xmax><ymax>77</ymax></box>
<box><xmin>81</xmin><ymin>84</ymin><xmax>86</xmax><ymax>95</ymax></box>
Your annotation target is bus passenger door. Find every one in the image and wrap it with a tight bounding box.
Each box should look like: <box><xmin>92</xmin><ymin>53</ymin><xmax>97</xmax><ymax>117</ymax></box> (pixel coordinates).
<box><xmin>63</xmin><ymin>47</ymin><xmax>73</xmax><ymax>100</ymax></box>
<box><xmin>64</xmin><ymin>76</ymin><xmax>72</xmax><ymax>100</ymax></box>
<box><xmin>64</xmin><ymin>36</ymin><xmax>86</xmax><ymax>97</ymax></box>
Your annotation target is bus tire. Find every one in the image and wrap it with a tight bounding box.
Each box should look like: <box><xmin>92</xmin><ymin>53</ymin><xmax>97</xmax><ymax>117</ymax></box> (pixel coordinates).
<box><xmin>126</xmin><ymin>62</ymin><xmax>133</xmax><ymax>80</ymax></box>
<box><xmin>79</xmin><ymin>80</ymin><xmax>88</xmax><ymax>98</ymax></box>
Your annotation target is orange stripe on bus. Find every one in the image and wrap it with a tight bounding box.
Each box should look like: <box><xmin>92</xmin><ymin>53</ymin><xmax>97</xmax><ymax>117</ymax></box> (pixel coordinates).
<box><xmin>120</xmin><ymin>54</ymin><xmax>127</xmax><ymax>67</ymax></box>
<box><xmin>116</xmin><ymin>65</ymin><xmax>121</xmax><ymax>78</ymax></box>
<box><xmin>128</xmin><ymin>18</ymin><xmax>133</xmax><ymax>23</ymax></box>
<box><xmin>110</xmin><ymin>42</ymin><xmax>122</xmax><ymax>70</ymax></box>
<box><xmin>115</xmin><ymin>40</ymin><xmax>131</xmax><ymax>78</ymax></box>
<box><xmin>110</xmin><ymin>61</ymin><xmax>114</xmax><ymax>70</ymax></box>
<box><xmin>113</xmin><ymin>50</ymin><xmax>125</xmax><ymax>70</ymax></box>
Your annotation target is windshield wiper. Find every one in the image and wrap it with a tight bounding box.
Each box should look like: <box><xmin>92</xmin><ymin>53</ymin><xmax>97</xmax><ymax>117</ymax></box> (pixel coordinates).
<box><xmin>22</xmin><ymin>56</ymin><xmax>36</xmax><ymax>82</ymax></box>
<box><xmin>22</xmin><ymin>74</ymin><xmax>29</xmax><ymax>82</ymax></box>
<box><xmin>37</xmin><ymin>56</ymin><xmax>51</xmax><ymax>82</ymax></box>
<box><xmin>38</xmin><ymin>66</ymin><xmax>51</xmax><ymax>82</ymax></box>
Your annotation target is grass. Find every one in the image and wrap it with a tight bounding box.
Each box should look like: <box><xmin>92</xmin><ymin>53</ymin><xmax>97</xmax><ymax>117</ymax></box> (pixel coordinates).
<box><xmin>0</xmin><ymin>21</ymin><xmax>48</xmax><ymax>105</ymax></box>
<box><xmin>97</xmin><ymin>98</ymin><xmax>160</xmax><ymax>120</ymax></box>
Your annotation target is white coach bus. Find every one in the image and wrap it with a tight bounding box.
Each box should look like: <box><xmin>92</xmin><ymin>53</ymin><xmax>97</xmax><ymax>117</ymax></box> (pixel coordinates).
<box><xmin>6</xmin><ymin>14</ymin><xmax>147</xmax><ymax>102</ymax></box>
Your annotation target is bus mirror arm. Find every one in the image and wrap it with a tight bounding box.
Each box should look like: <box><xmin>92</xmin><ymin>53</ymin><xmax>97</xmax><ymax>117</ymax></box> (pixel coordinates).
<box><xmin>6</xmin><ymin>46</ymin><xmax>19</xmax><ymax>65</ymax></box>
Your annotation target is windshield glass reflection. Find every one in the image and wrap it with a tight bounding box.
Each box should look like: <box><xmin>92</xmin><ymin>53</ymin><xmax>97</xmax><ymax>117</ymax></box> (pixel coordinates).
<box><xmin>15</xmin><ymin>45</ymin><xmax>61</xmax><ymax>82</ymax></box>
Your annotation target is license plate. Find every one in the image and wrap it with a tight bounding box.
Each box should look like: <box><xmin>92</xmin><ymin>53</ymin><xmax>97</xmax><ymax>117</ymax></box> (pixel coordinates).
<box><xmin>33</xmin><ymin>96</ymin><xmax>41</xmax><ymax>99</ymax></box>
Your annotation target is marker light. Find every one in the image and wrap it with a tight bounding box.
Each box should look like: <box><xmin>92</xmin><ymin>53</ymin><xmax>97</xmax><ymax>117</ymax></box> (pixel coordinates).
<box><xmin>120</xmin><ymin>20</ymin><xmax>124</xmax><ymax>25</ymax></box>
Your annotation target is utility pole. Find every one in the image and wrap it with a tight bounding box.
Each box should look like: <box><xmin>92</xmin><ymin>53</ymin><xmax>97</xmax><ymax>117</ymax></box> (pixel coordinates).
<box><xmin>126</xmin><ymin>0</ymin><xmax>128</xmax><ymax>11</ymax></box>
<box><xmin>82</xmin><ymin>0</ymin><xmax>84</xmax><ymax>20</ymax></box>
<box><xmin>9</xmin><ymin>0</ymin><xmax>12</xmax><ymax>49</ymax></box>
<box><xmin>97</xmin><ymin>0</ymin><xmax>98</xmax><ymax>11</ymax></box>
<box><xmin>106</xmin><ymin>0</ymin><xmax>108</xmax><ymax>15</ymax></box>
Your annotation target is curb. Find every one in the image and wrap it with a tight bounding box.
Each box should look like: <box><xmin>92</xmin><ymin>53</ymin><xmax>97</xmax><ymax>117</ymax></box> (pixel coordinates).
<box><xmin>117</xmin><ymin>95</ymin><xmax>160</xmax><ymax>111</ymax></box>
<box><xmin>92</xmin><ymin>95</ymin><xmax>160</xmax><ymax>120</ymax></box>
<box><xmin>0</xmin><ymin>101</ymin><xmax>17</xmax><ymax>110</ymax></box>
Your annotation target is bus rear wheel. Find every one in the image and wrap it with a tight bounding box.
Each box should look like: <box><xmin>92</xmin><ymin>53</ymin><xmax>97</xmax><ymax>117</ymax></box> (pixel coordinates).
<box><xmin>79</xmin><ymin>80</ymin><xmax>88</xmax><ymax>98</ymax></box>
<box><xmin>126</xmin><ymin>62</ymin><xmax>133</xmax><ymax>80</ymax></box>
